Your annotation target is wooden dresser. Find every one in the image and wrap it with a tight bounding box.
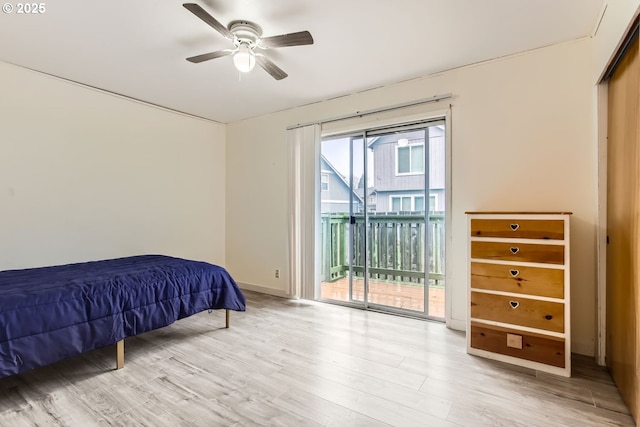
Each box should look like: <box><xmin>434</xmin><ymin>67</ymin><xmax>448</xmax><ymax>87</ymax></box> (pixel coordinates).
<box><xmin>466</xmin><ymin>212</ymin><xmax>571</xmax><ymax>377</ymax></box>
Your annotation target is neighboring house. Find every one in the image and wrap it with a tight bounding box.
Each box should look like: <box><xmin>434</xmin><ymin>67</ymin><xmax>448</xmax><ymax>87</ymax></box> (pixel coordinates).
<box><xmin>320</xmin><ymin>155</ymin><xmax>364</xmax><ymax>213</ymax></box>
<box><xmin>367</xmin><ymin>126</ymin><xmax>445</xmax><ymax>213</ymax></box>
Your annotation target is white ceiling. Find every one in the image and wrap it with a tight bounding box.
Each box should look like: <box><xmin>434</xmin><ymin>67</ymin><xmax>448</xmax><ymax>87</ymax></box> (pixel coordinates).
<box><xmin>0</xmin><ymin>0</ymin><xmax>605</xmax><ymax>123</ymax></box>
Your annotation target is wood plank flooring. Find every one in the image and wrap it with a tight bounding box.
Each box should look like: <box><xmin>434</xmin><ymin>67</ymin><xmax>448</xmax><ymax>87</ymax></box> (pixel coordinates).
<box><xmin>0</xmin><ymin>291</ymin><xmax>635</xmax><ymax>426</ymax></box>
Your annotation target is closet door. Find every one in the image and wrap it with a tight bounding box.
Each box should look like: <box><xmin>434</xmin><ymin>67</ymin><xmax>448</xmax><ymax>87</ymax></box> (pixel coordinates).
<box><xmin>606</xmin><ymin>35</ymin><xmax>639</xmax><ymax>421</ymax></box>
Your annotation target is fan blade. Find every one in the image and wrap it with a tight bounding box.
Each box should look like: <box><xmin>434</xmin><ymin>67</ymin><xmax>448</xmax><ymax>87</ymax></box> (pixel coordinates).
<box><xmin>258</xmin><ymin>31</ymin><xmax>313</xmax><ymax>48</ymax></box>
<box><xmin>183</xmin><ymin>3</ymin><xmax>233</xmax><ymax>40</ymax></box>
<box><xmin>186</xmin><ymin>49</ymin><xmax>234</xmax><ymax>63</ymax></box>
<box><xmin>255</xmin><ymin>54</ymin><xmax>288</xmax><ymax>80</ymax></box>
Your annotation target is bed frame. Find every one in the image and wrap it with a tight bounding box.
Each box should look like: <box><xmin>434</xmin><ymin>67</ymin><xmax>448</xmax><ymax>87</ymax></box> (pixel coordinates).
<box><xmin>0</xmin><ymin>255</ymin><xmax>246</xmax><ymax>378</ymax></box>
<box><xmin>114</xmin><ymin>309</ymin><xmax>231</xmax><ymax>370</ymax></box>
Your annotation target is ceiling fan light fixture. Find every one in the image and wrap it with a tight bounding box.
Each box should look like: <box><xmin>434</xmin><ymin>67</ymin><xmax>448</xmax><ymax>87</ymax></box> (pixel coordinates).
<box><xmin>233</xmin><ymin>44</ymin><xmax>256</xmax><ymax>73</ymax></box>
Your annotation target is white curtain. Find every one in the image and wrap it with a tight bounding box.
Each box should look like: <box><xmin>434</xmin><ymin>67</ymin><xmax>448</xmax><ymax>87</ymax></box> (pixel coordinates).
<box><xmin>287</xmin><ymin>124</ymin><xmax>320</xmax><ymax>299</ymax></box>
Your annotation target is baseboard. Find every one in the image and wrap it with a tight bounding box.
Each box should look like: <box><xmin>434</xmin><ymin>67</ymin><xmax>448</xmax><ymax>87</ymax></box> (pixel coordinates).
<box><xmin>238</xmin><ymin>282</ymin><xmax>292</xmax><ymax>299</ymax></box>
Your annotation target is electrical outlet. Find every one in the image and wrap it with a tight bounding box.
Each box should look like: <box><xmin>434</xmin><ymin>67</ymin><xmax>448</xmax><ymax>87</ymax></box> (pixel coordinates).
<box><xmin>275</xmin><ymin>269</ymin><xmax>280</xmax><ymax>278</ymax></box>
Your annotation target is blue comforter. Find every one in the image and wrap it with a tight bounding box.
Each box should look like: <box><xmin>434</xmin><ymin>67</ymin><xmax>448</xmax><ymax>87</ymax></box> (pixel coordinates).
<box><xmin>0</xmin><ymin>255</ymin><xmax>246</xmax><ymax>378</ymax></box>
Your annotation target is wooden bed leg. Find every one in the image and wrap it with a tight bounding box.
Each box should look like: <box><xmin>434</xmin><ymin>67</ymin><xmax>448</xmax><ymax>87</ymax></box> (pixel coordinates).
<box><xmin>226</xmin><ymin>309</ymin><xmax>230</xmax><ymax>328</ymax></box>
<box><xmin>116</xmin><ymin>340</ymin><xmax>124</xmax><ymax>370</ymax></box>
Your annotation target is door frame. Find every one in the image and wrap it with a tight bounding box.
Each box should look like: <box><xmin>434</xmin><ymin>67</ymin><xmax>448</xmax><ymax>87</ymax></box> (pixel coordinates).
<box><xmin>596</xmin><ymin>16</ymin><xmax>640</xmax><ymax>367</ymax></box>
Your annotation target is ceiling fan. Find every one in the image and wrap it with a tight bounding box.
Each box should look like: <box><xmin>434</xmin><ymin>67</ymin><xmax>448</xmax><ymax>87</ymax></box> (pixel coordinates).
<box><xmin>183</xmin><ymin>3</ymin><xmax>314</xmax><ymax>80</ymax></box>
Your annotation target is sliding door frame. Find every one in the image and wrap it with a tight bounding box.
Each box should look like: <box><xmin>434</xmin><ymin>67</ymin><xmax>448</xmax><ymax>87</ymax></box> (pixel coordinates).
<box><xmin>318</xmin><ymin>116</ymin><xmax>448</xmax><ymax>321</ymax></box>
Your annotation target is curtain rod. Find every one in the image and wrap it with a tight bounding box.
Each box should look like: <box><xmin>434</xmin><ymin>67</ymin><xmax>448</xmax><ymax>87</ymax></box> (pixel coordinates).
<box><xmin>286</xmin><ymin>93</ymin><xmax>452</xmax><ymax>130</ymax></box>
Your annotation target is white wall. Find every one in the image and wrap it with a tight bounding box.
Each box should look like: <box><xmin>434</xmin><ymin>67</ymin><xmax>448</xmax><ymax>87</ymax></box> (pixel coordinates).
<box><xmin>0</xmin><ymin>62</ymin><xmax>227</xmax><ymax>270</ymax></box>
<box><xmin>227</xmin><ymin>37</ymin><xmax>598</xmax><ymax>355</ymax></box>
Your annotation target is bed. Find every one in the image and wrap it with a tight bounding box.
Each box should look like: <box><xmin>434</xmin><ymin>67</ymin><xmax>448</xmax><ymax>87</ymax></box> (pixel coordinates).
<box><xmin>0</xmin><ymin>255</ymin><xmax>246</xmax><ymax>378</ymax></box>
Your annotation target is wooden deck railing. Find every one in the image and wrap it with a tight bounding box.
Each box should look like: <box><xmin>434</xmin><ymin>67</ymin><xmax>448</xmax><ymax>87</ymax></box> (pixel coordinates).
<box><xmin>321</xmin><ymin>212</ymin><xmax>445</xmax><ymax>286</ymax></box>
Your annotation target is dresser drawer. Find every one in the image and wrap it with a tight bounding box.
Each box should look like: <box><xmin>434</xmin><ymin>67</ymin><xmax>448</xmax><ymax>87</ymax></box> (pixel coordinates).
<box><xmin>471</xmin><ymin>241</ymin><xmax>564</xmax><ymax>265</ymax></box>
<box><xmin>470</xmin><ymin>322</ymin><xmax>565</xmax><ymax>368</ymax></box>
<box><xmin>470</xmin><ymin>291</ymin><xmax>564</xmax><ymax>333</ymax></box>
<box><xmin>470</xmin><ymin>219</ymin><xmax>564</xmax><ymax>240</ymax></box>
<box><xmin>470</xmin><ymin>262</ymin><xmax>564</xmax><ymax>298</ymax></box>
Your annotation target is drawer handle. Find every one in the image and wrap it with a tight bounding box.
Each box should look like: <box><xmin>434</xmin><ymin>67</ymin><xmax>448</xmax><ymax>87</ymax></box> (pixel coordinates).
<box><xmin>545</xmin><ymin>315</ymin><xmax>553</xmax><ymax>320</ymax></box>
<box><xmin>509</xmin><ymin>300</ymin><xmax>520</xmax><ymax>309</ymax></box>
<box><xmin>510</xmin><ymin>247</ymin><xmax>520</xmax><ymax>254</ymax></box>
<box><xmin>510</xmin><ymin>223</ymin><xmax>519</xmax><ymax>231</ymax></box>
<box><xmin>509</xmin><ymin>269</ymin><xmax>520</xmax><ymax>277</ymax></box>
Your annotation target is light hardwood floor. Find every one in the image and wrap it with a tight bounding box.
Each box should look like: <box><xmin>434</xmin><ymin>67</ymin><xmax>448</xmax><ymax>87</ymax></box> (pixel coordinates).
<box><xmin>0</xmin><ymin>291</ymin><xmax>635</xmax><ymax>426</ymax></box>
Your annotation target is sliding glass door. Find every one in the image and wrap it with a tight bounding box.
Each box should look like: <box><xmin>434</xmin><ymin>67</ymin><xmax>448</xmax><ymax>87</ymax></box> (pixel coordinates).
<box><xmin>319</xmin><ymin>135</ymin><xmax>365</xmax><ymax>304</ymax></box>
<box><xmin>319</xmin><ymin>120</ymin><xmax>446</xmax><ymax>319</ymax></box>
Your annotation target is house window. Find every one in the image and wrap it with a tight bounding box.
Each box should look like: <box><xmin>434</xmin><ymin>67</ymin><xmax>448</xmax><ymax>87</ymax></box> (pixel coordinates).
<box><xmin>396</xmin><ymin>143</ymin><xmax>424</xmax><ymax>175</ymax></box>
<box><xmin>390</xmin><ymin>195</ymin><xmax>424</xmax><ymax>212</ymax></box>
<box><xmin>321</xmin><ymin>174</ymin><xmax>329</xmax><ymax>191</ymax></box>
<box><xmin>391</xmin><ymin>196</ymin><xmax>410</xmax><ymax>211</ymax></box>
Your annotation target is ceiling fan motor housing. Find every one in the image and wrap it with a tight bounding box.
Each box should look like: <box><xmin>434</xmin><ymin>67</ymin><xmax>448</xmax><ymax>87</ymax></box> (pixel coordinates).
<box><xmin>228</xmin><ymin>20</ymin><xmax>262</xmax><ymax>48</ymax></box>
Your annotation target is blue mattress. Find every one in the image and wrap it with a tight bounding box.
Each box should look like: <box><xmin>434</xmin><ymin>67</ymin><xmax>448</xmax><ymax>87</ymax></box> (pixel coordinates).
<box><xmin>0</xmin><ymin>255</ymin><xmax>246</xmax><ymax>378</ymax></box>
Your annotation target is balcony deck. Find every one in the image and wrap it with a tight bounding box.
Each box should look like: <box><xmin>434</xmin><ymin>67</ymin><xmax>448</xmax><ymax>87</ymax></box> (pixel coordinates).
<box><xmin>321</xmin><ymin>278</ymin><xmax>445</xmax><ymax>318</ymax></box>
